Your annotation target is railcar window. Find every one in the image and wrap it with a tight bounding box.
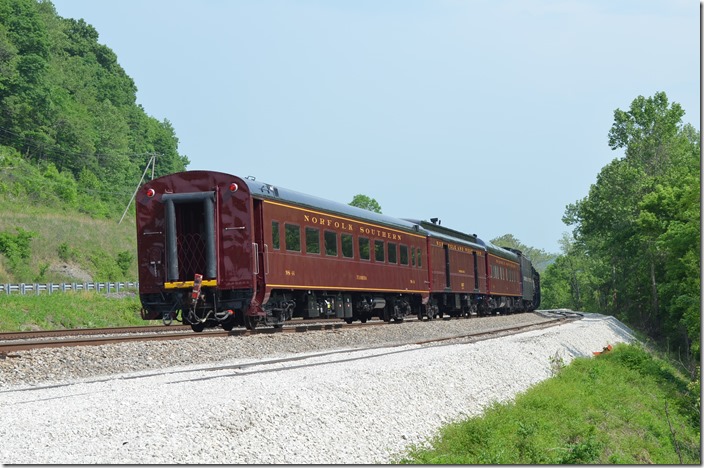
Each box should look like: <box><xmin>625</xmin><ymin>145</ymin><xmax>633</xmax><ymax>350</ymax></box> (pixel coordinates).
<box><xmin>374</xmin><ymin>240</ymin><xmax>385</xmax><ymax>262</ymax></box>
<box><xmin>388</xmin><ymin>242</ymin><xmax>397</xmax><ymax>264</ymax></box>
<box><xmin>411</xmin><ymin>247</ymin><xmax>416</xmax><ymax>266</ymax></box>
<box><xmin>359</xmin><ymin>237</ymin><xmax>370</xmax><ymax>260</ymax></box>
<box><xmin>341</xmin><ymin>233</ymin><xmax>354</xmax><ymax>258</ymax></box>
<box><xmin>324</xmin><ymin>230</ymin><xmax>337</xmax><ymax>256</ymax></box>
<box><xmin>416</xmin><ymin>248</ymin><xmax>422</xmax><ymax>268</ymax></box>
<box><xmin>285</xmin><ymin>224</ymin><xmax>300</xmax><ymax>252</ymax></box>
<box><xmin>400</xmin><ymin>245</ymin><xmax>408</xmax><ymax>265</ymax></box>
<box><xmin>272</xmin><ymin>221</ymin><xmax>280</xmax><ymax>250</ymax></box>
<box><xmin>306</xmin><ymin>227</ymin><xmax>320</xmax><ymax>254</ymax></box>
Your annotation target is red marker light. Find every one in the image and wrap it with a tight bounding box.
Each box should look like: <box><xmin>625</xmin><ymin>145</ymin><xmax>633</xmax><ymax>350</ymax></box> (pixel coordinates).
<box><xmin>229</xmin><ymin>183</ymin><xmax>238</xmax><ymax>192</ymax></box>
<box><xmin>146</xmin><ymin>188</ymin><xmax>155</xmax><ymax>197</ymax></box>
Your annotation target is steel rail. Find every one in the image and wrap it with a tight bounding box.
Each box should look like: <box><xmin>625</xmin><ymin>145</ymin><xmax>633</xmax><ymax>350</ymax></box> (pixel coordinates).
<box><xmin>0</xmin><ymin>317</ymin><xmax>393</xmax><ymax>342</ymax></box>
<box><xmin>1</xmin><ymin>315</ymin><xmax>580</xmax><ymax>392</ymax></box>
<box><xmin>0</xmin><ymin>319</ymin><xmax>395</xmax><ymax>354</ymax></box>
<box><xmin>0</xmin><ymin>314</ymin><xmax>571</xmax><ymax>357</ymax></box>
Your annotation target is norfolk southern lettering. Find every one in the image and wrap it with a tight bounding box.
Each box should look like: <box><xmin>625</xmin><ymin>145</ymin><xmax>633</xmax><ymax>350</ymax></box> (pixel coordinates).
<box><xmin>303</xmin><ymin>213</ymin><xmax>403</xmax><ymax>241</ymax></box>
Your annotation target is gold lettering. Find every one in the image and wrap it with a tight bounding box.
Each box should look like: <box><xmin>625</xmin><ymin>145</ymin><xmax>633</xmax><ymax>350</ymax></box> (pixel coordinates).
<box><xmin>302</xmin><ymin>211</ymin><xmax>406</xmax><ymax>240</ymax></box>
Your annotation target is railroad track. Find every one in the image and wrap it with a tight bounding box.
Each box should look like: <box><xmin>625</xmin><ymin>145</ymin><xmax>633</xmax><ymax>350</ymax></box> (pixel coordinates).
<box><xmin>0</xmin><ymin>312</ymin><xmax>577</xmax><ymax>357</ymax></box>
<box><xmin>0</xmin><ymin>319</ymin><xmax>392</xmax><ymax>354</ymax></box>
<box><xmin>1</xmin><ymin>314</ymin><xmax>580</xmax><ymax>394</ymax></box>
<box><xmin>169</xmin><ymin>316</ymin><xmax>579</xmax><ymax>385</ymax></box>
<box><xmin>0</xmin><ymin>316</ymin><xmax>390</xmax><ymax>342</ymax></box>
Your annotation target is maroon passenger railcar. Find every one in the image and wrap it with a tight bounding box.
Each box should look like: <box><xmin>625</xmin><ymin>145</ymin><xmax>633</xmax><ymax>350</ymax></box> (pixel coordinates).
<box><xmin>136</xmin><ymin>170</ymin><xmax>540</xmax><ymax>332</ymax></box>
<box><xmin>404</xmin><ymin>219</ymin><xmax>539</xmax><ymax>317</ymax></box>
<box><xmin>136</xmin><ymin>170</ymin><xmax>430</xmax><ymax>331</ymax></box>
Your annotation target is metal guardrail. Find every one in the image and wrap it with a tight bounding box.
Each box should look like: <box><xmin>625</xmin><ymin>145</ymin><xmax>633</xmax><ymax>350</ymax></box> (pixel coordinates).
<box><xmin>0</xmin><ymin>281</ymin><xmax>139</xmax><ymax>295</ymax></box>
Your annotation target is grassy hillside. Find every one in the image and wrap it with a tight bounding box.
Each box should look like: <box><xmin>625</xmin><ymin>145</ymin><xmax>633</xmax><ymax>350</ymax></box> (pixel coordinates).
<box><xmin>397</xmin><ymin>343</ymin><xmax>700</xmax><ymax>464</ymax></box>
<box><xmin>0</xmin><ymin>197</ymin><xmax>137</xmax><ymax>284</ymax></box>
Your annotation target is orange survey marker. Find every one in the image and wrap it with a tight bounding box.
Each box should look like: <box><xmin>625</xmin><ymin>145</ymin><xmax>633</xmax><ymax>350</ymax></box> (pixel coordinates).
<box><xmin>593</xmin><ymin>344</ymin><xmax>613</xmax><ymax>356</ymax></box>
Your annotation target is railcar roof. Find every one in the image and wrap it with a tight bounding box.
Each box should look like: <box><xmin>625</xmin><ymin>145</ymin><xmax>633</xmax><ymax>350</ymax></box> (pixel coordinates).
<box><xmin>242</xmin><ymin>176</ymin><xmax>429</xmax><ymax>235</ymax></box>
<box><xmin>403</xmin><ymin>218</ymin><xmax>486</xmax><ymax>250</ymax></box>
<box><xmin>484</xmin><ymin>240</ymin><xmax>520</xmax><ymax>261</ymax></box>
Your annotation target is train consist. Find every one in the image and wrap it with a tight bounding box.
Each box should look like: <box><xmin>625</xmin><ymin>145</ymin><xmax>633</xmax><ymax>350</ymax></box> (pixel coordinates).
<box><xmin>136</xmin><ymin>171</ymin><xmax>541</xmax><ymax>332</ymax></box>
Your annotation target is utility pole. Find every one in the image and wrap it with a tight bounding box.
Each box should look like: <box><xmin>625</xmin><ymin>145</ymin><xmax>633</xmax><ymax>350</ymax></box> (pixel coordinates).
<box><xmin>119</xmin><ymin>153</ymin><xmax>157</xmax><ymax>225</ymax></box>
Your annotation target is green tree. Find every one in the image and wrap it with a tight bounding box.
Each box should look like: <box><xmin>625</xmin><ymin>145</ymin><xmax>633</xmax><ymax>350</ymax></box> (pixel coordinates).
<box><xmin>349</xmin><ymin>194</ymin><xmax>382</xmax><ymax>213</ymax></box>
<box><xmin>490</xmin><ymin>233</ymin><xmax>556</xmax><ymax>273</ymax></box>
<box><xmin>557</xmin><ymin>91</ymin><xmax>700</xmax><ymax>360</ymax></box>
<box><xmin>0</xmin><ymin>0</ymin><xmax>189</xmax><ymax>219</ymax></box>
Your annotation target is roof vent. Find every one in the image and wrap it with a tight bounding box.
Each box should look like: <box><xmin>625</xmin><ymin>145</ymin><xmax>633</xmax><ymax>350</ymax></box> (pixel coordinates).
<box><xmin>261</xmin><ymin>184</ymin><xmax>279</xmax><ymax>197</ymax></box>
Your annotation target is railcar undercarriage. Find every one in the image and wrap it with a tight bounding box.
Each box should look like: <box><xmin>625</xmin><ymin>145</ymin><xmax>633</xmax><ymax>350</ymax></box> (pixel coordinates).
<box><xmin>140</xmin><ymin>287</ymin><xmax>254</xmax><ymax>332</ymax></box>
<box><xmin>264</xmin><ymin>290</ymin><xmax>420</xmax><ymax>325</ymax></box>
<box><xmin>417</xmin><ymin>292</ymin><xmax>535</xmax><ymax>321</ymax></box>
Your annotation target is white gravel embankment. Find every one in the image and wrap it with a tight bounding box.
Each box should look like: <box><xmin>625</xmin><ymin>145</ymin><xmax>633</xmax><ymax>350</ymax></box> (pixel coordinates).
<box><xmin>0</xmin><ymin>312</ymin><xmax>636</xmax><ymax>464</ymax></box>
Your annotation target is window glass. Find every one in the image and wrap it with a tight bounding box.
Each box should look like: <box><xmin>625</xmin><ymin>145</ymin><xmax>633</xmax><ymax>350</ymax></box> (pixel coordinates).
<box><xmin>271</xmin><ymin>221</ymin><xmax>280</xmax><ymax>250</ymax></box>
<box><xmin>399</xmin><ymin>245</ymin><xmax>408</xmax><ymax>265</ymax></box>
<box><xmin>324</xmin><ymin>230</ymin><xmax>337</xmax><ymax>256</ymax></box>
<box><xmin>306</xmin><ymin>227</ymin><xmax>320</xmax><ymax>254</ymax></box>
<box><xmin>341</xmin><ymin>233</ymin><xmax>354</xmax><ymax>258</ymax></box>
<box><xmin>359</xmin><ymin>237</ymin><xmax>370</xmax><ymax>260</ymax></box>
<box><xmin>285</xmin><ymin>224</ymin><xmax>300</xmax><ymax>252</ymax></box>
<box><xmin>388</xmin><ymin>242</ymin><xmax>397</xmax><ymax>264</ymax></box>
<box><xmin>416</xmin><ymin>248</ymin><xmax>422</xmax><ymax>268</ymax></box>
<box><xmin>374</xmin><ymin>240</ymin><xmax>384</xmax><ymax>262</ymax></box>
<box><xmin>411</xmin><ymin>247</ymin><xmax>416</xmax><ymax>267</ymax></box>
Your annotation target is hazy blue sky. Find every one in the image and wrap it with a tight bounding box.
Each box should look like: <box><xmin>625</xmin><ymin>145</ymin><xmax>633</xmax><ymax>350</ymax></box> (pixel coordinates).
<box><xmin>51</xmin><ymin>0</ymin><xmax>699</xmax><ymax>253</ymax></box>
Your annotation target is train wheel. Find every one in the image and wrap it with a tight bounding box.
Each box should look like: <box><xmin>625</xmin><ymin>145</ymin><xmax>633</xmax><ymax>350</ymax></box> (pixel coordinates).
<box><xmin>382</xmin><ymin>308</ymin><xmax>391</xmax><ymax>323</ymax></box>
<box><xmin>360</xmin><ymin>317</ymin><xmax>367</xmax><ymax>323</ymax></box>
<box><xmin>344</xmin><ymin>318</ymin><xmax>353</xmax><ymax>324</ymax></box>
<box><xmin>244</xmin><ymin>315</ymin><xmax>258</xmax><ymax>330</ymax></box>
<box><xmin>191</xmin><ymin>322</ymin><xmax>205</xmax><ymax>332</ymax></box>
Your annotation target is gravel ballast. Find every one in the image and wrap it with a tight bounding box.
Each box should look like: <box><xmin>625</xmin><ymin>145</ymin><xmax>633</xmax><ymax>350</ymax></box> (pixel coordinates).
<box><xmin>0</xmin><ymin>312</ymin><xmax>636</xmax><ymax>464</ymax></box>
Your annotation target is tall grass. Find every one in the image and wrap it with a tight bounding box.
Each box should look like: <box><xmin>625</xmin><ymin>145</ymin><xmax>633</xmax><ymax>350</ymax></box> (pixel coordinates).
<box><xmin>0</xmin><ymin>292</ymin><xmax>161</xmax><ymax>331</ymax></box>
<box><xmin>397</xmin><ymin>343</ymin><xmax>701</xmax><ymax>464</ymax></box>
<box><xmin>0</xmin><ymin>204</ymin><xmax>137</xmax><ymax>283</ymax></box>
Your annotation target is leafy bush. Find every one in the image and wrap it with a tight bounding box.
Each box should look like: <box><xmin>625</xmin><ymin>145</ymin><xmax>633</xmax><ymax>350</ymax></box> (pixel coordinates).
<box><xmin>57</xmin><ymin>242</ymin><xmax>78</xmax><ymax>262</ymax></box>
<box><xmin>116</xmin><ymin>250</ymin><xmax>133</xmax><ymax>276</ymax></box>
<box><xmin>0</xmin><ymin>227</ymin><xmax>35</xmax><ymax>267</ymax></box>
<box><xmin>398</xmin><ymin>343</ymin><xmax>701</xmax><ymax>464</ymax></box>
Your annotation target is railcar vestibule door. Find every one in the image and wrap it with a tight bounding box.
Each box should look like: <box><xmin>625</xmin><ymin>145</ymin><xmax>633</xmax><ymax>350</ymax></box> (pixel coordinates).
<box><xmin>162</xmin><ymin>191</ymin><xmax>217</xmax><ymax>282</ymax></box>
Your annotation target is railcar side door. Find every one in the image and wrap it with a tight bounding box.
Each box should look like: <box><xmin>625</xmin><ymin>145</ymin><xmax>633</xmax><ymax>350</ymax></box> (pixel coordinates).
<box><xmin>247</xmin><ymin>197</ymin><xmax>268</xmax><ymax>316</ymax></box>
